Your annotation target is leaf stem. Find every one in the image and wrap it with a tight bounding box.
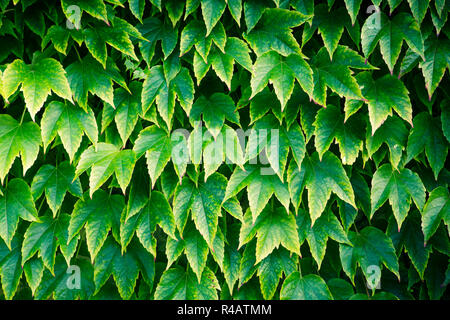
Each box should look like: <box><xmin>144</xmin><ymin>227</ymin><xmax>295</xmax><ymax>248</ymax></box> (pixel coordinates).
<box><xmin>19</xmin><ymin>107</ymin><xmax>27</xmax><ymax>124</ymax></box>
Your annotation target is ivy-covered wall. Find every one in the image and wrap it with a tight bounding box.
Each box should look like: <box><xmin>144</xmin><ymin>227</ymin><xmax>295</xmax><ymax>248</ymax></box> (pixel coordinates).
<box><xmin>0</xmin><ymin>0</ymin><xmax>449</xmax><ymax>300</ymax></box>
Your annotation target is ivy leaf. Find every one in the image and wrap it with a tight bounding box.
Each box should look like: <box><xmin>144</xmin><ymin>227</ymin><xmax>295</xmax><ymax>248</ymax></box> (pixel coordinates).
<box><xmin>365</xmin><ymin>116</ymin><xmax>408</xmax><ymax>170</ymax></box>
<box><xmin>249</xmin><ymin>114</ymin><xmax>306</xmax><ymax>180</ymax></box>
<box><xmin>355</xmin><ymin>72</ymin><xmax>412</xmax><ymax>134</ymax></box>
<box><xmin>313</xmin><ymin>104</ymin><xmax>363</xmax><ymax>165</ymax></box>
<box><xmin>228</xmin><ymin>0</ymin><xmax>242</xmax><ymax>26</ymax></box>
<box><xmin>257</xmin><ymin>248</ymin><xmax>297</xmax><ymax>299</ymax></box>
<box><xmin>68</xmin><ymin>190</ymin><xmax>124</xmax><ymax>260</ymax></box>
<box><xmin>129</xmin><ymin>0</ymin><xmax>145</xmax><ymax>22</ymax></box>
<box><xmin>419</xmin><ymin>34</ymin><xmax>450</xmax><ymax>99</ymax></box>
<box><xmin>66</xmin><ymin>56</ymin><xmax>129</xmax><ymax>111</ymax></box>
<box><xmin>250</xmin><ymin>51</ymin><xmax>313</xmax><ymax>108</ymax></box>
<box><xmin>201</xmin><ymin>0</ymin><xmax>226</xmax><ymax>36</ymax></box>
<box><xmin>407</xmin><ymin>112</ymin><xmax>448</xmax><ymax>179</ymax></box>
<box><xmin>407</xmin><ymin>0</ymin><xmax>429</xmax><ymax>23</ymax></box>
<box><xmin>120</xmin><ymin>191</ymin><xmax>175</xmax><ymax>255</ymax></box>
<box><xmin>133</xmin><ymin>125</ymin><xmax>188</xmax><ymax>187</ymax></box>
<box><xmin>183</xmin><ymin>223</ymin><xmax>209</xmax><ymax>282</ymax></box>
<box><xmin>83</xmin><ymin>17</ymin><xmax>140</xmax><ymax>67</ymax></box>
<box><xmin>94</xmin><ymin>238</ymin><xmax>153</xmax><ymax>299</ymax></box>
<box><xmin>173</xmin><ymin>173</ymin><xmax>227</xmax><ymax>248</ymax></box>
<box><xmin>311</xmin><ymin>46</ymin><xmax>372</xmax><ymax>106</ymax></box>
<box><xmin>339</xmin><ymin>227</ymin><xmax>400</xmax><ymax>284</ymax></box>
<box><xmin>41</xmin><ymin>26</ymin><xmax>71</xmax><ymax>55</ymax></box>
<box><xmin>31</xmin><ymin>162</ymin><xmax>83</xmax><ymax>216</ymax></box>
<box><xmin>0</xmin><ymin>236</ymin><xmax>23</xmax><ymax>300</ymax></box>
<box><xmin>61</xmin><ymin>0</ymin><xmax>108</xmax><ymax>22</ymax></box>
<box><xmin>280</xmin><ymin>273</ymin><xmax>333</xmax><ymax>300</ymax></box>
<box><xmin>244</xmin><ymin>8</ymin><xmax>311</xmax><ymax>56</ymax></box>
<box><xmin>296</xmin><ymin>209</ymin><xmax>351</xmax><ymax>267</ymax></box>
<box><xmin>343</xmin><ymin>0</ymin><xmax>363</xmax><ymax>25</ymax></box>
<box><xmin>21</xmin><ymin>213</ymin><xmax>79</xmax><ymax>273</ymax></box>
<box><xmin>302</xmin><ymin>152</ymin><xmax>356</xmax><ymax>225</ymax></box>
<box><xmin>239</xmin><ymin>207</ymin><xmax>300</xmax><ymax>263</ymax></box>
<box><xmin>0</xmin><ymin>179</ymin><xmax>39</xmax><ymax>249</ymax></box>
<box><xmin>41</xmin><ymin>101</ymin><xmax>98</xmax><ymax>162</ymax></box>
<box><xmin>0</xmin><ymin>115</ymin><xmax>41</xmax><ymax>183</ymax></box>
<box><xmin>155</xmin><ymin>266</ymin><xmax>220</xmax><ymax>299</ymax></box>
<box><xmin>2</xmin><ymin>58</ymin><xmax>72</xmax><ymax>120</ymax></box>
<box><xmin>34</xmin><ymin>256</ymin><xmax>95</xmax><ymax>300</ymax></box>
<box><xmin>75</xmin><ymin>143</ymin><xmax>136</xmax><ymax>197</ymax></box>
<box><xmin>422</xmin><ymin>187</ymin><xmax>449</xmax><ymax>242</ymax></box>
<box><xmin>387</xmin><ymin>214</ymin><xmax>431</xmax><ymax>278</ymax></box>
<box><xmin>141</xmin><ymin>66</ymin><xmax>194</xmax><ymax>127</ymax></box>
<box><xmin>139</xmin><ymin>17</ymin><xmax>178</xmax><ymax>61</ymax></box>
<box><xmin>362</xmin><ymin>12</ymin><xmax>424</xmax><ymax>73</ymax></box>
<box><xmin>189</xmin><ymin>93</ymin><xmax>239</xmax><ymax>139</ymax></box>
<box><xmin>224</xmin><ymin>165</ymin><xmax>290</xmax><ymax>222</ymax></box>
<box><xmin>371</xmin><ymin>163</ymin><xmax>426</xmax><ymax>229</ymax></box>
<box><xmin>304</xmin><ymin>4</ymin><xmax>350</xmax><ymax>59</ymax></box>
<box><xmin>23</xmin><ymin>258</ymin><xmax>45</xmax><ymax>296</ymax></box>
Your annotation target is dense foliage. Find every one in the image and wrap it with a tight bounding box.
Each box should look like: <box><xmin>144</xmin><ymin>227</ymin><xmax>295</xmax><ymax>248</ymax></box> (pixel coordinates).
<box><xmin>0</xmin><ymin>0</ymin><xmax>449</xmax><ymax>300</ymax></box>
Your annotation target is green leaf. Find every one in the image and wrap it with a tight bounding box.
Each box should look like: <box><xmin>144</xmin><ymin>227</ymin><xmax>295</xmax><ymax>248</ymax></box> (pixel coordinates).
<box><xmin>244</xmin><ymin>8</ymin><xmax>311</xmax><ymax>56</ymax></box>
<box><xmin>129</xmin><ymin>0</ymin><xmax>145</xmax><ymax>22</ymax></box>
<box><xmin>419</xmin><ymin>34</ymin><xmax>450</xmax><ymax>99</ymax></box>
<box><xmin>2</xmin><ymin>58</ymin><xmax>72</xmax><ymax>120</ymax></box>
<box><xmin>189</xmin><ymin>93</ymin><xmax>239</xmax><ymax>139</ymax></box>
<box><xmin>313</xmin><ymin>104</ymin><xmax>363</xmax><ymax>165</ymax></box>
<box><xmin>311</xmin><ymin>46</ymin><xmax>372</xmax><ymax>106</ymax></box>
<box><xmin>31</xmin><ymin>162</ymin><xmax>83</xmax><ymax>216</ymax></box>
<box><xmin>302</xmin><ymin>152</ymin><xmax>356</xmax><ymax>225</ymax></box>
<box><xmin>280</xmin><ymin>273</ymin><xmax>333</xmax><ymax>300</ymax></box>
<box><xmin>68</xmin><ymin>190</ymin><xmax>124</xmax><ymax>260</ymax></box>
<box><xmin>61</xmin><ymin>0</ymin><xmax>108</xmax><ymax>22</ymax></box>
<box><xmin>407</xmin><ymin>112</ymin><xmax>448</xmax><ymax>179</ymax></box>
<box><xmin>362</xmin><ymin>12</ymin><xmax>424</xmax><ymax>73</ymax></box>
<box><xmin>173</xmin><ymin>173</ymin><xmax>226</xmax><ymax>248</ymax></box>
<box><xmin>296</xmin><ymin>208</ymin><xmax>350</xmax><ymax>267</ymax></box>
<box><xmin>41</xmin><ymin>101</ymin><xmax>98</xmax><ymax>162</ymax></box>
<box><xmin>249</xmin><ymin>114</ymin><xmax>306</xmax><ymax>179</ymax></box>
<box><xmin>155</xmin><ymin>266</ymin><xmax>220</xmax><ymax>300</ymax></box>
<box><xmin>239</xmin><ymin>206</ymin><xmax>300</xmax><ymax>263</ymax></box>
<box><xmin>0</xmin><ymin>114</ymin><xmax>41</xmax><ymax>183</ymax></box>
<box><xmin>388</xmin><ymin>214</ymin><xmax>431</xmax><ymax>278</ymax></box>
<box><xmin>371</xmin><ymin>163</ymin><xmax>426</xmax><ymax>228</ymax></box>
<box><xmin>141</xmin><ymin>65</ymin><xmax>194</xmax><ymax>127</ymax></box>
<box><xmin>66</xmin><ymin>56</ymin><xmax>129</xmax><ymax>111</ymax></box>
<box><xmin>339</xmin><ymin>226</ymin><xmax>400</xmax><ymax>284</ymax></box>
<box><xmin>257</xmin><ymin>248</ymin><xmax>297</xmax><ymax>299</ymax></box>
<box><xmin>22</xmin><ymin>213</ymin><xmax>79</xmax><ymax>272</ymax></box>
<box><xmin>83</xmin><ymin>18</ymin><xmax>140</xmax><ymax>67</ymax></box>
<box><xmin>0</xmin><ymin>179</ymin><xmax>39</xmax><ymax>248</ymax></box>
<box><xmin>75</xmin><ymin>143</ymin><xmax>136</xmax><ymax>196</ymax></box>
<box><xmin>250</xmin><ymin>51</ymin><xmax>313</xmax><ymax>108</ymax></box>
<box><xmin>355</xmin><ymin>72</ymin><xmax>412</xmax><ymax>134</ymax></box>
<box><xmin>34</xmin><ymin>256</ymin><xmax>95</xmax><ymax>300</ymax></box>
<box><xmin>421</xmin><ymin>187</ymin><xmax>449</xmax><ymax>242</ymax></box>
<box><xmin>201</xmin><ymin>0</ymin><xmax>226</xmax><ymax>36</ymax></box>
<box><xmin>112</xmin><ymin>82</ymin><xmax>142</xmax><ymax>146</ymax></box>
<box><xmin>225</xmin><ymin>165</ymin><xmax>290</xmax><ymax>222</ymax></box>
<box><xmin>133</xmin><ymin>125</ymin><xmax>188</xmax><ymax>186</ymax></box>
<box><xmin>407</xmin><ymin>0</ymin><xmax>429</xmax><ymax>23</ymax></box>
<box><xmin>365</xmin><ymin>116</ymin><xmax>409</xmax><ymax>169</ymax></box>
<box><xmin>343</xmin><ymin>0</ymin><xmax>363</xmax><ymax>25</ymax></box>
<box><xmin>183</xmin><ymin>223</ymin><xmax>209</xmax><ymax>282</ymax></box>
<box><xmin>0</xmin><ymin>236</ymin><xmax>23</xmax><ymax>300</ymax></box>
<box><xmin>94</xmin><ymin>238</ymin><xmax>151</xmax><ymax>299</ymax></box>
